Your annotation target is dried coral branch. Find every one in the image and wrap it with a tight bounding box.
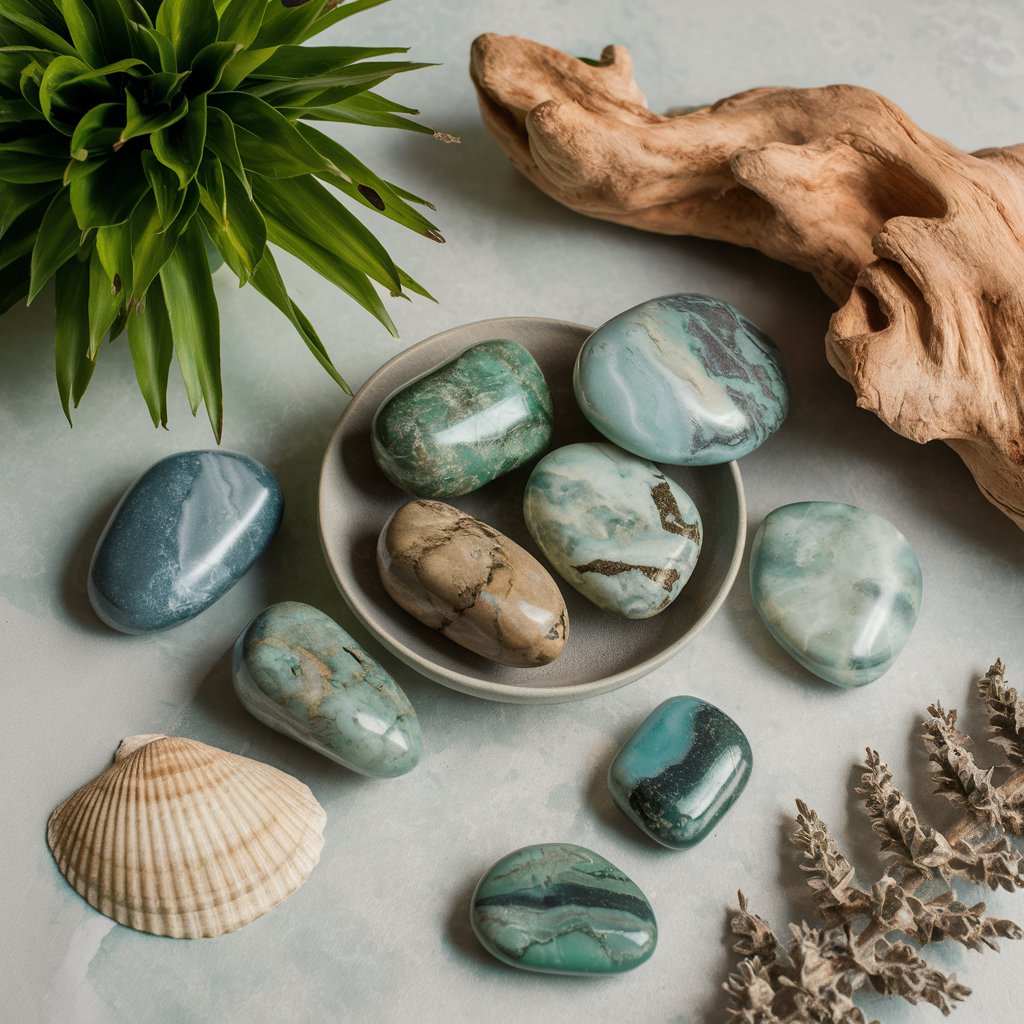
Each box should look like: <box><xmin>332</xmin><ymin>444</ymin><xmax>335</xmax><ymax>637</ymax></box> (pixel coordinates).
<box><xmin>723</xmin><ymin>662</ymin><xmax>1024</xmax><ymax>1021</ymax></box>
<box><xmin>470</xmin><ymin>35</ymin><xmax>1024</xmax><ymax>531</ymax></box>
<box><xmin>978</xmin><ymin>660</ymin><xmax>1024</xmax><ymax>767</ymax></box>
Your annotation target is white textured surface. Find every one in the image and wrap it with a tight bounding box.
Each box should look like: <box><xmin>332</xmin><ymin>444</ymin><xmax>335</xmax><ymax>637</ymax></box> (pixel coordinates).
<box><xmin>2</xmin><ymin>0</ymin><xmax>1023</xmax><ymax>1021</ymax></box>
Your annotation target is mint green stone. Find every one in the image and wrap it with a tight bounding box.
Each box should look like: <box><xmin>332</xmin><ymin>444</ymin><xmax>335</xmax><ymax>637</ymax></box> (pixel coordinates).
<box><xmin>471</xmin><ymin>844</ymin><xmax>657</xmax><ymax>975</ymax></box>
<box><xmin>371</xmin><ymin>339</ymin><xmax>554</xmax><ymax>497</ymax></box>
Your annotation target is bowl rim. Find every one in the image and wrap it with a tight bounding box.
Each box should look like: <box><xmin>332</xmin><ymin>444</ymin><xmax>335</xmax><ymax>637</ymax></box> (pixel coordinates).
<box><xmin>317</xmin><ymin>315</ymin><xmax>747</xmax><ymax>704</ymax></box>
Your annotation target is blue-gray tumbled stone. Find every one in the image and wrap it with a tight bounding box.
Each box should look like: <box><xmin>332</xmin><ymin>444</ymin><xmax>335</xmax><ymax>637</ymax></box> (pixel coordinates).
<box><xmin>523</xmin><ymin>442</ymin><xmax>702</xmax><ymax>619</ymax></box>
<box><xmin>574</xmin><ymin>293</ymin><xmax>790</xmax><ymax>465</ymax></box>
<box><xmin>608</xmin><ymin>696</ymin><xmax>752</xmax><ymax>849</ymax></box>
<box><xmin>471</xmin><ymin>844</ymin><xmax>657</xmax><ymax>975</ymax></box>
<box><xmin>750</xmin><ymin>501</ymin><xmax>923</xmax><ymax>687</ymax></box>
<box><xmin>89</xmin><ymin>451</ymin><xmax>283</xmax><ymax>633</ymax></box>
<box><xmin>232</xmin><ymin>601</ymin><xmax>421</xmax><ymax>777</ymax></box>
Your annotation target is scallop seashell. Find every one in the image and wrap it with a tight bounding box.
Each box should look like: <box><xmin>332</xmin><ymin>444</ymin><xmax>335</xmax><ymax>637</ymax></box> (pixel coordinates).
<box><xmin>47</xmin><ymin>734</ymin><xmax>326</xmax><ymax>938</ymax></box>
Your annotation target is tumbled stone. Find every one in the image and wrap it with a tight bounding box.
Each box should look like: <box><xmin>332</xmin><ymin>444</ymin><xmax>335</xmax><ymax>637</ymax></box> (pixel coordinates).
<box><xmin>609</xmin><ymin>697</ymin><xmax>752</xmax><ymax>849</ymax></box>
<box><xmin>377</xmin><ymin>499</ymin><xmax>568</xmax><ymax>666</ymax></box>
<box><xmin>372</xmin><ymin>339</ymin><xmax>553</xmax><ymax>497</ymax></box>
<box><xmin>750</xmin><ymin>501</ymin><xmax>923</xmax><ymax>687</ymax></box>
<box><xmin>574</xmin><ymin>293</ymin><xmax>789</xmax><ymax>465</ymax></box>
<box><xmin>89</xmin><ymin>451</ymin><xmax>282</xmax><ymax>633</ymax></box>
<box><xmin>471</xmin><ymin>843</ymin><xmax>657</xmax><ymax>975</ymax></box>
<box><xmin>522</xmin><ymin>442</ymin><xmax>702</xmax><ymax>619</ymax></box>
<box><xmin>232</xmin><ymin>601</ymin><xmax>421</xmax><ymax>778</ymax></box>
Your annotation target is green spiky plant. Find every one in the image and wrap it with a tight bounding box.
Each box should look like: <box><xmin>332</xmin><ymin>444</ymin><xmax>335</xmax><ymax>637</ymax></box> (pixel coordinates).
<box><xmin>0</xmin><ymin>0</ymin><xmax>445</xmax><ymax>438</ymax></box>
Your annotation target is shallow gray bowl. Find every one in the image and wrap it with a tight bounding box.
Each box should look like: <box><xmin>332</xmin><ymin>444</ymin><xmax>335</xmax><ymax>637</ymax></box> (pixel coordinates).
<box><xmin>318</xmin><ymin>316</ymin><xmax>745</xmax><ymax>704</ymax></box>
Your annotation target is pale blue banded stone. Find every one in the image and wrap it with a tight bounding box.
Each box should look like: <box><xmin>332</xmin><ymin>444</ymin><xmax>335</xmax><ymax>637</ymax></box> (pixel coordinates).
<box><xmin>522</xmin><ymin>442</ymin><xmax>701</xmax><ymax>619</ymax></box>
<box><xmin>750</xmin><ymin>502</ymin><xmax>923</xmax><ymax>687</ymax></box>
<box><xmin>471</xmin><ymin>844</ymin><xmax>657</xmax><ymax>975</ymax></box>
<box><xmin>608</xmin><ymin>697</ymin><xmax>752</xmax><ymax>849</ymax></box>
<box><xmin>89</xmin><ymin>451</ymin><xmax>282</xmax><ymax>634</ymax></box>
<box><xmin>574</xmin><ymin>294</ymin><xmax>789</xmax><ymax>465</ymax></box>
<box><xmin>233</xmin><ymin>602</ymin><xmax>421</xmax><ymax>778</ymax></box>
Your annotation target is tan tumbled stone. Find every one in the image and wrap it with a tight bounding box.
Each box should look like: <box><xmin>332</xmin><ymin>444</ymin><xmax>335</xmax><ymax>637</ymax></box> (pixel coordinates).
<box><xmin>377</xmin><ymin>500</ymin><xmax>568</xmax><ymax>667</ymax></box>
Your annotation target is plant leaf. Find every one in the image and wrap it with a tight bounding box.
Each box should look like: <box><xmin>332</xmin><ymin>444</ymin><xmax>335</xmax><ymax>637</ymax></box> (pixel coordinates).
<box><xmin>120</xmin><ymin>87</ymin><xmax>187</xmax><ymax>144</ymax></box>
<box><xmin>296</xmin><ymin>0</ymin><xmax>389</xmax><ymax>43</ymax></box>
<box><xmin>141</xmin><ymin>148</ymin><xmax>184</xmax><ymax>226</ymax></box>
<box><xmin>54</xmin><ymin>0</ymin><xmax>105</xmax><ymax>66</ymax></box>
<box><xmin>128</xmin><ymin>190</ymin><xmax>181</xmax><ymax>302</ymax></box>
<box><xmin>186</xmin><ymin>40</ymin><xmax>241</xmax><ymax>97</ymax></box>
<box><xmin>87</xmin><ymin>243</ymin><xmax>122</xmax><ymax>356</ymax></box>
<box><xmin>53</xmin><ymin>253</ymin><xmax>94</xmax><ymax>421</ymax></box>
<box><xmin>250</xmin><ymin>60</ymin><xmax>430</xmax><ymax>106</ymax></box>
<box><xmin>203</xmin><ymin>105</ymin><xmax>250</xmax><ymax>196</ymax></box>
<box><xmin>70</xmin><ymin>101</ymin><xmax>124</xmax><ymax>159</ymax></box>
<box><xmin>295</xmin><ymin>90</ymin><xmax>434</xmax><ymax>134</ymax></box>
<box><xmin>38</xmin><ymin>54</ymin><xmax>116</xmax><ymax>130</ymax></box>
<box><xmin>0</xmin><ymin>251</ymin><xmax>31</xmax><ymax>312</ymax></box>
<box><xmin>151</xmin><ymin>92</ymin><xmax>206</xmax><ymax>186</ymax></box>
<box><xmin>217</xmin><ymin>44</ymin><xmax>275</xmax><ymax>90</ymax></box>
<box><xmin>158</xmin><ymin>219</ymin><xmax>222</xmax><ymax>437</ymax></box>
<box><xmin>0</xmin><ymin>180</ymin><xmax>55</xmax><ymax>237</ymax></box>
<box><xmin>248</xmin><ymin>245</ymin><xmax>348</xmax><ymax>391</ymax></box>
<box><xmin>217</xmin><ymin>0</ymin><xmax>266</xmax><ymax>49</ymax></box>
<box><xmin>69</xmin><ymin>150</ymin><xmax>148</xmax><ymax>228</ymax></box>
<box><xmin>253</xmin><ymin>0</ymin><xmax>328</xmax><ymax>49</ymax></box>
<box><xmin>95</xmin><ymin>218</ymin><xmax>133</xmax><ymax>299</ymax></box>
<box><xmin>126</xmin><ymin>275</ymin><xmax>172</xmax><ymax>426</ymax></box>
<box><xmin>155</xmin><ymin>0</ymin><xmax>219</xmax><ymax>68</ymax></box>
<box><xmin>28</xmin><ymin>185</ymin><xmax>79</xmax><ymax>302</ymax></box>
<box><xmin>250</xmin><ymin>44</ymin><xmax>406</xmax><ymax>80</ymax></box>
<box><xmin>253</xmin><ymin>173</ymin><xmax>402</xmax><ymax>293</ymax></box>
<box><xmin>211</xmin><ymin>90</ymin><xmax>330</xmax><ymax>177</ymax></box>
<box><xmin>0</xmin><ymin>6</ymin><xmax>78</xmax><ymax>58</ymax></box>
<box><xmin>198</xmin><ymin>162</ymin><xmax>265</xmax><ymax>284</ymax></box>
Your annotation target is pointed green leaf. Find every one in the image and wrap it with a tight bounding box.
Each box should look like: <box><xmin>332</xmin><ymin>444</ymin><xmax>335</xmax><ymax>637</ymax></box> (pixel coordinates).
<box><xmin>127</xmin><ymin>191</ymin><xmax>180</xmax><ymax>301</ymax></box>
<box><xmin>28</xmin><ymin>185</ymin><xmax>79</xmax><ymax>301</ymax></box>
<box><xmin>248</xmin><ymin>245</ymin><xmax>348</xmax><ymax>391</ymax></box>
<box><xmin>95</xmin><ymin>218</ymin><xmax>133</xmax><ymax>299</ymax></box>
<box><xmin>198</xmin><ymin>163</ymin><xmax>265</xmax><ymax>285</ymax></box>
<box><xmin>250</xmin><ymin>61</ymin><xmax>430</xmax><ymax>106</ymax></box>
<box><xmin>0</xmin><ymin>7</ymin><xmax>78</xmax><ymax>57</ymax></box>
<box><xmin>204</xmin><ymin>105</ymin><xmax>250</xmax><ymax>196</ymax></box>
<box><xmin>250</xmin><ymin>45</ymin><xmax>405</xmax><ymax>80</ymax></box>
<box><xmin>151</xmin><ymin>92</ymin><xmax>206</xmax><ymax>186</ymax></box>
<box><xmin>0</xmin><ymin>202</ymin><xmax>45</xmax><ymax>271</ymax></box>
<box><xmin>263</xmin><ymin>211</ymin><xmax>395</xmax><ymax>335</ymax></box>
<box><xmin>69</xmin><ymin>150</ymin><xmax>148</xmax><ymax>228</ymax></box>
<box><xmin>155</xmin><ymin>0</ymin><xmax>219</xmax><ymax>68</ymax></box>
<box><xmin>253</xmin><ymin>0</ymin><xmax>328</xmax><ymax>49</ymax></box>
<box><xmin>89</xmin><ymin>0</ymin><xmax>132</xmax><ymax>62</ymax></box>
<box><xmin>159</xmin><ymin>219</ymin><xmax>222</xmax><ymax>437</ymax></box>
<box><xmin>0</xmin><ymin>180</ymin><xmax>54</xmax><ymax>239</ymax></box>
<box><xmin>293</xmin><ymin>90</ymin><xmax>434</xmax><ymax>134</ymax></box>
<box><xmin>217</xmin><ymin>45</ymin><xmax>275</xmax><ymax>91</ymax></box>
<box><xmin>197</xmin><ymin>152</ymin><xmax>226</xmax><ymax>223</ymax></box>
<box><xmin>38</xmin><ymin>54</ymin><xmax>116</xmax><ymax>130</ymax></box>
<box><xmin>54</xmin><ymin>0</ymin><xmax>104</xmax><ymax>66</ymax></box>
<box><xmin>53</xmin><ymin>254</ymin><xmax>94</xmax><ymax>421</ymax></box>
<box><xmin>211</xmin><ymin>91</ymin><xmax>329</xmax><ymax>177</ymax></box>
<box><xmin>69</xmin><ymin>101</ymin><xmax>123</xmax><ymax>159</ymax></box>
<box><xmin>253</xmin><ymin>173</ymin><xmax>402</xmax><ymax>293</ymax></box>
<box><xmin>186</xmin><ymin>40</ymin><xmax>240</xmax><ymax>96</ymax></box>
<box><xmin>297</xmin><ymin>0</ymin><xmax>389</xmax><ymax>42</ymax></box>
<box><xmin>138</xmin><ymin>25</ymin><xmax>176</xmax><ymax>72</ymax></box>
<box><xmin>63</xmin><ymin>154</ymin><xmax>103</xmax><ymax>184</ymax></box>
<box><xmin>120</xmin><ymin>88</ymin><xmax>187</xmax><ymax>144</ymax></box>
<box><xmin>0</xmin><ymin>133</ymin><xmax>66</xmax><ymax>181</ymax></box>
<box><xmin>299</xmin><ymin>123</ymin><xmax>440</xmax><ymax>238</ymax></box>
<box><xmin>87</xmin><ymin>244</ymin><xmax>122</xmax><ymax>356</ymax></box>
<box><xmin>0</xmin><ymin>252</ymin><xmax>31</xmax><ymax>312</ymax></box>
<box><xmin>141</xmin><ymin>149</ymin><xmax>184</xmax><ymax>226</ymax></box>
<box><xmin>217</xmin><ymin>0</ymin><xmax>266</xmax><ymax>49</ymax></box>
<box><xmin>127</xmin><ymin>275</ymin><xmax>173</xmax><ymax>426</ymax></box>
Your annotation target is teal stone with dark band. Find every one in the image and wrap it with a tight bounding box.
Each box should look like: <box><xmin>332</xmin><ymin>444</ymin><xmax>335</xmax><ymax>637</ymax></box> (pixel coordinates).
<box><xmin>574</xmin><ymin>293</ymin><xmax>789</xmax><ymax>465</ymax></box>
<box><xmin>471</xmin><ymin>843</ymin><xmax>657</xmax><ymax>975</ymax></box>
<box><xmin>608</xmin><ymin>697</ymin><xmax>752</xmax><ymax>849</ymax></box>
<box><xmin>371</xmin><ymin>339</ymin><xmax>554</xmax><ymax>497</ymax></box>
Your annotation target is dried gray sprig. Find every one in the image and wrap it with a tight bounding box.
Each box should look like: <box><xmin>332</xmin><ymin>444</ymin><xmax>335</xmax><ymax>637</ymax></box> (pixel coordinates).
<box><xmin>724</xmin><ymin>661</ymin><xmax>1024</xmax><ymax>1022</ymax></box>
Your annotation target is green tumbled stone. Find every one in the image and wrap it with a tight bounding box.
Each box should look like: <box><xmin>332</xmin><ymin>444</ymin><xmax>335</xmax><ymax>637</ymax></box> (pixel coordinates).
<box><xmin>470</xmin><ymin>843</ymin><xmax>657</xmax><ymax>975</ymax></box>
<box><xmin>371</xmin><ymin>339</ymin><xmax>554</xmax><ymax>497</ymax></box>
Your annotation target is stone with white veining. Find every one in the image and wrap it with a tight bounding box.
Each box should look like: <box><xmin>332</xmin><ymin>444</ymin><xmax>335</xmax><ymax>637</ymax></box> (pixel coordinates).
<box><xmin>89</xmin><ymin>450</ymin><xmax>283</xmax><ymax>633</ymax></box>
<box><xmin>233</xmin><ymin>601</ymin><xmax>421</xmax><ymax>778</ymax></box>
<box><xmin>522</xmin><ymin>442</ymin><xmax>702</xmax><ymax>619</ymax></box>
<box><xmin>750</xmin><ymin>501</ymin><xmax>923</xmax><ymax>687</ymax></box>
<box><xmin>574</xmin><ymin>293</ymin><xmax>789</xmax><ymax>465</ymax></box>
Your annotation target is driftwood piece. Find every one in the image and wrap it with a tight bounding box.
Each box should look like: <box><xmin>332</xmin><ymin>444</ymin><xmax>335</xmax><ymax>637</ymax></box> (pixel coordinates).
<box><xmin>470</xmin><ymin>34</ymin><xmax>1024</xmax><ymax>530</ymax></box>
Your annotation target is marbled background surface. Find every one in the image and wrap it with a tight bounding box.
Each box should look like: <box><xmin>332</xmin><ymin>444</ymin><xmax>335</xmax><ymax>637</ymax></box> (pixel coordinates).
<box><xmin>2</xmin><ymin>0</ymin><xmax>1023</xmax><ymax>1021</ymax></box>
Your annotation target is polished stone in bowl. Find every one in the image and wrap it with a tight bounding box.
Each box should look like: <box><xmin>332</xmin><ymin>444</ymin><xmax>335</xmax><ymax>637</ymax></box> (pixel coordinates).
<box><xmin>318</xmin><ymin>317</ymin><xmax>746</xmax><ymax>704</ymax></box>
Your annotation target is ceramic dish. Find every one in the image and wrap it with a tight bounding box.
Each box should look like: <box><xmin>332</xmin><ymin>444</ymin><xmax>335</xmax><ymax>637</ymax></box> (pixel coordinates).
<box><xmin>318</xmin><ymin>317</ymin><xmax>745</xmax><ymax>704</ymax></box>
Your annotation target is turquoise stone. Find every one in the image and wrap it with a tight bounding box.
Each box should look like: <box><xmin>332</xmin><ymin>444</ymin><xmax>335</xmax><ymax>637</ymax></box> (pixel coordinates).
<box><xmin>574</xmin><ymin>294</ymin><xmax>789</xmax><ymax>465</ymax></box>
<box><xmin>608</xmin><ymin>697</ymin><xmax>752</xmax><ymax>849</ymax></box>
<box><xmin>750</xmin><ymin>502</ymin><xmax>923</xmax><ymax>687</ymax></box>
<box><xmin>522</xmin><ymin>442</ymin><xmax>702</xmax><ymax>618</ymax></box>
<box><xmin>232</xmin><ymin>601</ymin><xmax>421</xmax><ymax>778</ymax></box>
<box><xmin>471</xmin><ymin>844</ymin><xmax>657</xmax><ymax>975</ymax></box>
<box><xmin>89</xmin><ymin>451</ymin><xmax>282</xmax><ymax>634</ymax></box>
<box><xmin>372</xmin><ymin>339</ymin><xmax>553</xmax><ymax>497</ymax></box>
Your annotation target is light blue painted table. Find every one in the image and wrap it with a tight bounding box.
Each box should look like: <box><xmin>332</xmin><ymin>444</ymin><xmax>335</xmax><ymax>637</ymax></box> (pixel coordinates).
<box><xmin>3</xmin><ymin>1</ymin><xmax>1024</xmax><ymax>1021</ymax></box>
